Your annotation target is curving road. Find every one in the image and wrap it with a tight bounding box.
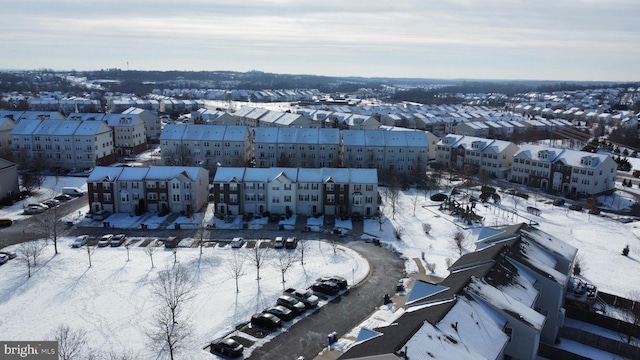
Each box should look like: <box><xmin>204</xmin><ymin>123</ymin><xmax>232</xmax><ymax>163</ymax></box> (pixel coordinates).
<box><xmin>247</xmin><ymin>240</ymin><xmax>405</xmax><ymax>360</ymax></box>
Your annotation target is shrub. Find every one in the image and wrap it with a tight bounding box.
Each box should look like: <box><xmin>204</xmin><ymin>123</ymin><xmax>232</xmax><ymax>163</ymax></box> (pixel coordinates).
<box><xmin>623</xmin><ymin>245</ymin><xmax>630</xmax><ymax>256</ymax></box>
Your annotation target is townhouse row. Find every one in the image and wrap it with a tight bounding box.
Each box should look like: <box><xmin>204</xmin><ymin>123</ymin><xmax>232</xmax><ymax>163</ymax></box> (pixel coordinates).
<box><xmin>160</xmin><ymin>124</ymin><xmax>439</xmax><ymax>175</ymax></box>
<box><xmin>87</xmin><ymin>166</ymin><xmax>209</xmax><ymax>216</ymax></box>
<box><xmin>342</xmin><ymin>223</ymin><xmax>579</xmax><ymax>360</ymax></box>
<box><xmin>212</xmin><ymin>167</ymin><xmax>379</xmax><ymax>218</ymax></box>
<box><xmin>2</xmin><ymin>108</ymin><xmax>161</xmax><ymax>169</ymax></box>
<box><xmin>436</xmin><ymin>134</ymin><xmax>617</xmax><ymax>196</ymax></box>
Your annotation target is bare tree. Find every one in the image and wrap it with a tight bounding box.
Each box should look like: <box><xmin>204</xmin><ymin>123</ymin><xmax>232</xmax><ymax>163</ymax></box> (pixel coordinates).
<box><xmin>53</xmin><ymin>324</ymin><xmax>89</xmax><ymax>360</ymax></box>
<box><xmin>329</xmin><ymin>238</ymin><xmax>339</xmax><ymax>254</ymax></box>
<box><xmin>148</xmin><ymin>265</ymin><xmax>194</xmax><ymax>360</ymax></box>
<box><xmin>273</xmin><ymin>249</ymin><xmax>299</xmax><ymax>283</ymax></box>
<box><xmin>226</xmin><ymin>252</ymin><xmax>246</xmax><ymax>292</ymax></box>
<box><xmin>384</xmin><ymin>182</ymin><xmax>400</xmax><ymax>220</ymax></box>
<box><xmin>18</xmin><ymin>240</ymin><xmax>46</xmax><ymax>278</ymax></box>
<box><xmin>153</xmin><ymin>265</ymin><xmax>195</xmax><ymax>325</ymax></box>
<box><xmin>411</xmin><ymin>191</ymin><xmax>420</xmax><ymax>216</ymax></box>
<box><xmin>451</xmin><ymin>230</ymin><xmax>468</xmax><ymax>257</ymax></box>
<box><xmin>147</xmin><ymin>307</ymin><xmax>192</xmax><ymax>360</ymax></box>
<box><xmin>125</xmin><ymin>243</ymin><xmax>131</xmax><ymax>262</ymax></box>
<box><xmin>145</xmin><ymin>240</ymin><xmax>158</xmax><ymax>268</ymax></box>
<box><xmin>85</xmin><ymin>243</ymin><xmax>95</xmax><ymax>267</ymax></box>
<box><xmin>422</xmin><ymin>222</ymin><xmax>432</xmax><ymax>234</ymax></box>
<box><xmin>511</xmin><ymin>194</ymin><xmax>521</xmax><ymax>210</ymax></box>
<box><xmin>297</xmin><ymin>239</ymin><xmax>308</xmax><ymax>265</ymax></box>
<box><xmin>34</xmin><ymin>194</ymin><xmax>65</xmax><ymax>255</ymax></box>
<box><xmin>248</xmin><ymin>243</ymin><xmax>270</xmax><ymax>280</ymax></box>
<box><xmin>374</xmin><ymin>210</ymin><xmax>387</xmax><ymax>231</ymax></box>
<box><xmin>193</xmin><ymin>212</ymin><xmax>210</xmax><ymax>256</ymax></box>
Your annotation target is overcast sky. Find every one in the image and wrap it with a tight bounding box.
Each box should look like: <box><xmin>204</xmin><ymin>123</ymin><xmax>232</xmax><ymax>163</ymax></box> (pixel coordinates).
<box><xmin>2</xmin><ymin>0</ymin><xmax>638</xmax><ymax>81</ymax></box>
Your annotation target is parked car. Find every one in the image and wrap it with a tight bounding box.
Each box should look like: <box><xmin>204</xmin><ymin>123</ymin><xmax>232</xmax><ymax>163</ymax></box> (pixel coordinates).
<box><xmin>276</xmin><ymin>295</ymin><xmax>306</xmax><ymax>314</ymax></box>
<box><xmin>71</xmin><ymin>235</ymin><xmax>89</xmax><ymax>248</ymax></box>
<box><xmin>93</xmin><ymin>210</ymin><xmax>111</xmax><ymax>221</ymax></box>
<box><xmin>273</xmin><ymin>236</ymin><xmax>285</xmax><ymax>249</ymax></box>
<box><xmin>285</xmin><ymin>237</ymin><xmax>298</xmax><ymax>249</ymax></box>
<box><xmin>42</xmin><ymin>199</ymin><xmax>60</xmax><ymax>208</ymax></box>
<box><xmin>552</xmin><ymin>199</ymin><xmax>565</xmax><ymax>206</ymax></box>
<box><xmin>0</xmin><ymin>254</ymin><xmax>8</xmax><ymax>265</ymax></box>
<box><xmin>62</xmin><ymin>187</ymin><xmax>84</xmax><ymax>197</ymax></box>
<box><xmin>250</xmin><ymin>312</ymin><xmax>282</xmax><ymax>330</ymax></box>
<box><xmin>569</xmin><ymin>204</ymin><xmax>583</xmax><ymax>211</ymax></box>
<box><xmin>230</xmin><ymin>237</ymin><xmax>245</xmax><ymax>248</ymax></box>
<box><xmin>209</xmin><ymin>338</ymin><xmax>244</xmax><ymax>358</ymax></box>
<box><xmin>110</xmin><ymin>234</ymin><xmax>126</xmax><ymax>247</ymax></box>
<box><xmin>283</xmin><ymin>288</ymin><xmax>319</xmax><ymax>308</ymax></box>
<box><xmin>264</xmin><ymin>305</ymin><xmax>296</xmax><ymax>321</ymax></box>
<box><xmin>24</xmin><ymin>205</ymin><xmax>46</xmax><ymax>215</ymax></box>
<box><xmin>98</xmin><ymin>234</ymin><xmax>113</xmax><ymax>247</ymax></box>
<box><xmin>311</xmin><ymin>280</ymin><xmax>340</xmax><ymax>296</ymax></box>
<box><xmin>0</xmin><ymin>218</ymin><xmax>13</xmax><ymax>228</ymax></box>
<box><xmin>318</xmin><ymin>275</ymin><xmax>348</xmax><ymax>290</ymax></box>
<box><xmin>54</xmin><ymin>194</ymin><xmax>73</xmax><ymax>202</ymax></box>
<box><xmin>0</xmin><ymin>251</ymin><xmax>17</xmax><ymax>259</ymax></box>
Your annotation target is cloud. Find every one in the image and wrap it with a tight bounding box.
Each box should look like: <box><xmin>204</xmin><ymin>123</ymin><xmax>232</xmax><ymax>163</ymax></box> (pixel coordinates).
<box><xmin>1</xmin><ymin>0</ymin><xmax>639</xmax><ymax>80</ymax></box>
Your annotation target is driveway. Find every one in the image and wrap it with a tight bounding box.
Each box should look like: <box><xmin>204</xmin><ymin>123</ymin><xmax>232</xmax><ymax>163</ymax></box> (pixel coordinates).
<box><xmin>247</xmin><ymin>239</ymin><xmax>405</xmax><ymax>360</ymax></box>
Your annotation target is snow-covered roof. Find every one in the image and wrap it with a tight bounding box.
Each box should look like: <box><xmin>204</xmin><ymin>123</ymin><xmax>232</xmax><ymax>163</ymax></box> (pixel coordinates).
<box><xmin>159</xmin><ymin>124</ymin><xmax>186</xmax><ymax>141</ymax></box>
<box><xmin>145</xmin><ymin>166</ymin><xmax>204</xmax><ymax>181</ymax></box>
<box><xmin>467</xmin><ymin>277</ymin><xmax>546</xmax><ymax>331</ymax></box>
<box><xmin>87</xmin><ymin>167</ymin><xmax>124</xmax><ymax>182</ymax></box>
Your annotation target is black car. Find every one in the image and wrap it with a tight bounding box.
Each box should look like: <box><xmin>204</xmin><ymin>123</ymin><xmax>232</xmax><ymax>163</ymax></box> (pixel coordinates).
<box><xmin>210</xmin><ymin>338</ymin><xmax>244</xmax><ymax>358</ymax></box>
<box><xmin>54</xmin><ymin>194</ymin><xmax>73</xmax><ymax>202</ymax></box>
<box><xmin>276</xmin><ymin>295</ymin><xmax>306</xmax><ymax>314</ymax></box>
<box><xmin>264</xmin><ymin>305</ymin><xmax>296</xmax><ymax>321</ymax></box>
<box><xmin>311</xmin><ymin>280</ymin><xmax>340</xmax><ymax>296</ymax></box>
<box><xmin>251</xmin><ymin>312</ymin><xmax>282</xmax><ymax>330</ymax></box>
<box><xmin>318</xmin><ymin>275</ymin><xmax>348</xmax><ymax>290</ymax></box>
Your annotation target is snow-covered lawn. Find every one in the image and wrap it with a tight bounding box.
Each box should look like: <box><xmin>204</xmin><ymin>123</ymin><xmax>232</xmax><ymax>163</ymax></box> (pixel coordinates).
<box><xmin>365</xmin><ymin>184</ymin><xmax>640</xmax><ymax>298</ymax></box>
<box><xmin>0</xmin><ymin>237</ymin><xmax>368</xmax><ymax>359</ymax></box>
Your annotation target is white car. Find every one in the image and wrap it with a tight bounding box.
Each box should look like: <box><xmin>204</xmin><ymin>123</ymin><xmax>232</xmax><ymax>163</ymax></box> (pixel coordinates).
<box><xmin>230</xmin><ymin>237</ymin><xmax>245</xmax><ymax>248</ymax></box>
<box><xmin>98</xmin><ymin>234</ymin><xmax>113</xmax><ymax>247</ymax></box>
<box><xmin>71</xmin><ymin>235</ymin><xmax>89</xmax><ymax>248</ymax></box>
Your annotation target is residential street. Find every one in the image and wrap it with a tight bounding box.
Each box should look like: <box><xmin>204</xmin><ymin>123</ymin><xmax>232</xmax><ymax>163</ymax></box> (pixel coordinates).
<box><xmin>247</xmin><ymin>240</ymin><xmax>405</xmax><ymax>360</ymax></box>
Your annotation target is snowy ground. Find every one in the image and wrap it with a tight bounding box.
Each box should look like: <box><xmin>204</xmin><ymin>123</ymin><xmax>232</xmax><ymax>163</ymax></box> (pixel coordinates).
<box><xmin>364</xmin><ymin>182</ymin><xmax>640</xmax><ymax>298</ymax></box>
<box><xmin>2</xmin><ymin>173</ymin><xmax>640</xmax><ymax>358</ymax></box>
<box><xmin>0</xmin><ymin>237</ymin><xmax>368</xmax><ymax>359</ymax></box>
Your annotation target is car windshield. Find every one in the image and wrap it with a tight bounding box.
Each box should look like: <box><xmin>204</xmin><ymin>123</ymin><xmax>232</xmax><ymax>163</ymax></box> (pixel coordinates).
<box><xmin>302</xmin><ymin>290</ymin><xmax>313</xmax><ymax>298</ymax></box>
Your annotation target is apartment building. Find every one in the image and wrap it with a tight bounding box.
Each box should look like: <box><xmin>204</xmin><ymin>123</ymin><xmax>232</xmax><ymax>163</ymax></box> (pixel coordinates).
<box><xmin>121</xmin><ymin>107</ymin><xmax>162</xmax><ymax>142</ymax></box>
<box><xmin>435</xmin><ymin>134</ymin><xmax>518</xmax><ymax>178</ymax></box>
<box><xmin>212</xmin><ymin>167</ymin><xmax>378</xmax><ymax>217</ymax></box>
<box><xmin>86</xmin><ymin>166</ymin><xmax>209</xmax><ymax>215</ymax></box>
<box><xmin>341</xmin><ymin>129</ymin><xmax>434</xmax><ymax>174</ymax></box>
<box><xmin>510</xmin><ymin>144</ymin><xmax>616</xmax><ymax>196</ymax></box>
<box><xmin>11</xmin><ymin>119</ymin><xmax>114</xmax><ymax>169</ymax></box>
<box><xmin>252</xmin><ymin>127</ymin><xmax>341</xmax><ymax>168</ymax></box>
<box><xmin>160</xmin><ymin>124</ymin><xmax>251</xmax><ymax>170</ymax></box>
<box><xmin>103</xmin><ymin>113</ymin><xmax>147</xmax><ymax>157</ymax></box>
<box><xmin>0</xmin><ymin>116</ymin><xmax>16</xmax><ymax>158</ymax></box>
<box><xmin>341</xmin><ymin>223</ymin><xmax>577</xmax><ymax>360</ymax></box>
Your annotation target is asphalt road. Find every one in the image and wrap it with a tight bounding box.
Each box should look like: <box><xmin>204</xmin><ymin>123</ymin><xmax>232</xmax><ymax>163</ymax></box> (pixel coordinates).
<box><xmin>0</xmin><ymin>195</ymin><xmax>88</xmax><ymax>249</ymax></box>
<box><xmin>247</xmin><ymin>240</ymin><xmax>405</xmax><ymax>360</ymax></box>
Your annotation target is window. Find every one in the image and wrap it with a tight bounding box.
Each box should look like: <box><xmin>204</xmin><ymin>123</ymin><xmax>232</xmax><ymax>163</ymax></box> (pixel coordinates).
<box><xmin>284</xmin><ymin>196</ymin><xmax>291</xmax><ymax>202</ymax></box>
<box><xmin>327</xmin><ymin>194</ymin><xmax>335</xmax><ymax>203</ymax></box>
<box><xmin>147</xmin><ymin>192</ymin><xmax>158</xmax><ymax>200</ymax></box>
<box><xmin>326</xmin><ymin>183</ymin><xmax>334</xmax><ymax>191</ymax></box>
<box><xmin>172</xmin><ymin>194</ymin><xmax>180</xmax><ymax>202</ymax></box>
<box><xmin>284</xmin><ymin>184</ymin><xmax>291</xmax><ymax>191</ymax></box>
<box><xmin>230</xmin><ymin>183</ymin><xmax>238</xmax><ymax>191</ymax></box>
<box><xmin>230</xmin><ymin>194</ymin><xmax>238</xmax><ymax>203</ymax></box>
<box><xmin>218</xmin><ymin>194</ymin><xmax>225</xmax><ymax>202</ymax></box>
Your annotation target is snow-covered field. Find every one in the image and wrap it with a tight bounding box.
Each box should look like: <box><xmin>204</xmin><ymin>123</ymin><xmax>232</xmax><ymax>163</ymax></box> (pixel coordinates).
<box><xmin>0</xmin><ymin>237</ymin><xmax>368</xmax><ymax>359</ymax></box>
<box><xmin>364</xmin><ymin>181</ymin><xmax>640</xmax><ymax>299</ymax></box>
<box><xmin>2</xmin><ymin>173</ymin><xmax>640</xmax><ymax>358</ymax></box>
